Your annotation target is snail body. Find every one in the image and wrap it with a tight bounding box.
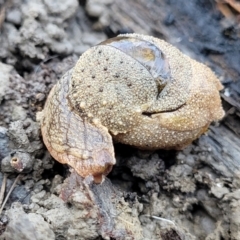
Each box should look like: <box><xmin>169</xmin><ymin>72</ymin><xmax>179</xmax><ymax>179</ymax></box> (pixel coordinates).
<box><xmin>40</xmin><ymin>34</ymin><xmax>224</xmax><ymax>183</ymax></box>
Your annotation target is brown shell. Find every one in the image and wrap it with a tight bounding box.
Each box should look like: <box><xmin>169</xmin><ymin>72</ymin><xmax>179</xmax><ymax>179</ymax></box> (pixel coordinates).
<box><xmin>41</xmin><ymin>70</ymin><xmax>115</xmax><ymax>183</ymax></box>
<box><xmin>40</xmin><ymin>34</ymin><xmax>224</xmax><ymax>182</ymax></box>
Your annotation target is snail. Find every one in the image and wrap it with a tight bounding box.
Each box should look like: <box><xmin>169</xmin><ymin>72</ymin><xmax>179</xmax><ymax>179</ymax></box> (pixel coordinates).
<box><xmin>40</xmin><ymin>34</ymin><xmax>224</xmax><ymax>183</ymax></box>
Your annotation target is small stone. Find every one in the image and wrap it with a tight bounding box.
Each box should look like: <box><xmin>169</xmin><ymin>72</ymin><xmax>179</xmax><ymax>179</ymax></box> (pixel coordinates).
<box><xmin>211</xmin><ymin>184</ymin><xmax>230</xmax><ymax>199</ymax></box>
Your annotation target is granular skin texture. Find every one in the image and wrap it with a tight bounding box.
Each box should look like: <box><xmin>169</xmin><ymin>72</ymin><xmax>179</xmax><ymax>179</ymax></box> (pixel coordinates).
<box><xmin>41</xmin><ymin>70</ymin><xmax>115</xmax><ymax>183</ymax></box>
<box><xmin>40</xmin><ymin>34</ymin><xmax>224</xmax><ymax>182</ymax></box>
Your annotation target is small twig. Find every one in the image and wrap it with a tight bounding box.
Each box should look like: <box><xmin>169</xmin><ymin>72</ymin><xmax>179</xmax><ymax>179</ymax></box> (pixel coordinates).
<box><xmin>0</xmin><ymin>174</ymin><xmax>8</xmax><ymax>207</ymax></box>
<box><xmin>0</xmin><ymin>174</ymin><xmax>21</xmax><ymax>215</ymax></box>
<box><xmin>143</xmin><ymin>214</ymin><xmax>176</xmax><ymax>226</ymax></box>
<box><xmin>0</xmin><ymin>0</ymin><xmax>13</xmax><ymax>30</ymax></box>
<box><xmin>0</xmin><ymin>6</ymin><xmax>6</xmax><ymax>29</ymax></box>
<box><xmin>151</xmin><ymin>215</ymin><xmax>176</xmax><ymax>226</ymax></box>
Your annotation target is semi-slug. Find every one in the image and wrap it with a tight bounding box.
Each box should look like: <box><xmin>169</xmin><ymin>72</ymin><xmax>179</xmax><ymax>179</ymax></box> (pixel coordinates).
<box><xmin>40</xmin><ymin>34</ymin><xmax>224</xmax><ymax>183</ymax></box>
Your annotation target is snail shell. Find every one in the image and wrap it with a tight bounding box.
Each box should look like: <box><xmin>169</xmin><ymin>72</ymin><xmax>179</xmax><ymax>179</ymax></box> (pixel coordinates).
<box><xmin>40</xmin><ymin>34</ymin><xmax>224</xmax><ymax>183</ymax></box>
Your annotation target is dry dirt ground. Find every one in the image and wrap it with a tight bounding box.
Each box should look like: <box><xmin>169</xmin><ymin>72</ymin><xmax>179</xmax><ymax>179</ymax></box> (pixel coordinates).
<box><xmin>0</xmin><ymin>0</ymin><xmax>240</xmax><ymax>239</ymax></box>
